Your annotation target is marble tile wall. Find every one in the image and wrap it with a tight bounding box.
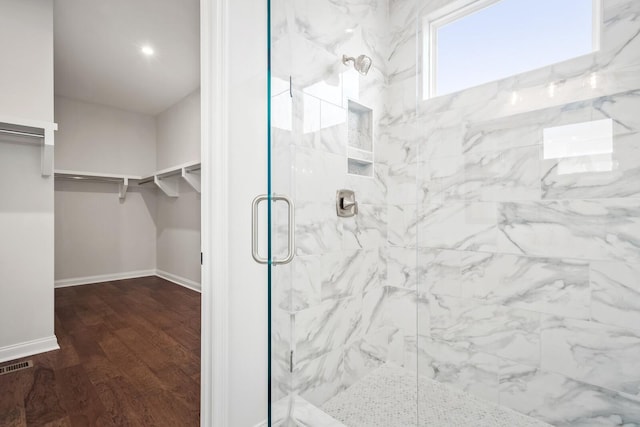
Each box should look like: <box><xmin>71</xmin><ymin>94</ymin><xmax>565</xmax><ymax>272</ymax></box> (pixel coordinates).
<box><xmin>270</xmin><ymin>0</ymin><xmax>410</xmax><ymax>408</ymax></box>
<box><xmin>410</xmin><ymin>0</ymin><xmax>640</xmax><ymax>425</ymax></box>
<box><xmin>273</xmin><ymin>0</ymin><xmax>640</xmax><ymax>424</ymax></box>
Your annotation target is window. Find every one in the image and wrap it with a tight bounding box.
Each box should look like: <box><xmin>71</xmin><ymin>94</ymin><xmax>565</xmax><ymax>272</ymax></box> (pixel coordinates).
<box><xmin>424</xmin><ymin>0</ymin><xmax>600</xmax><ymax>98</ymax></box>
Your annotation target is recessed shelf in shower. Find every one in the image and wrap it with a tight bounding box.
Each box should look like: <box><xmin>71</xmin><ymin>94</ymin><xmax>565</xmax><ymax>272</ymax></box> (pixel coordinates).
<box><xmin>346</xmin><ymin>99</ymin><xmax>374</xmax><ymax>178</ymax></box>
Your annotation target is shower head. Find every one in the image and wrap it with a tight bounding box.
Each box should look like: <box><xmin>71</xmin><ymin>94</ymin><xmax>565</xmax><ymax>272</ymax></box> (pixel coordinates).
<box><xmin>343</xmin><ymin>54</ymin><xmax>373</xmax><ymax>76</ymax></box>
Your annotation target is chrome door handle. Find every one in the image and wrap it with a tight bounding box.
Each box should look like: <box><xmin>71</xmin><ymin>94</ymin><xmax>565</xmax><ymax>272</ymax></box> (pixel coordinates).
<box><xmin>251</xmin><ymin>194</ymin><xmax>296</xmax><ymax>265</ymax></box>
<box><xmin>251</xmin><ymin>195</ymin><xmax>269</xmax><ymax>264</ymax></box>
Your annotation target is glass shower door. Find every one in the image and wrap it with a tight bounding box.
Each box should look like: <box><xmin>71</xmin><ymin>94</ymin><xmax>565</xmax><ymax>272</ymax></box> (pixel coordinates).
<box><xmin>266</xmin><ymin>0</ymin><xmax>422</xmax><ymax>425</ymax></box>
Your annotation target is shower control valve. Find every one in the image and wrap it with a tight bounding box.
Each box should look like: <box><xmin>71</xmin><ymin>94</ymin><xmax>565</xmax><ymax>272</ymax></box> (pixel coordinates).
<box><xmin>336</xmin><ymin>189</ymin><xmax>358</xmax><ymax>218</ymax></box>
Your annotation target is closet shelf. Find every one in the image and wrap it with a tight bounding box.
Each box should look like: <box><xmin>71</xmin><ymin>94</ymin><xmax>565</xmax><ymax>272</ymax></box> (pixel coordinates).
<box><xmin>138</xmin><ymin>160</ymin><xmax>201</xmax><ymax>197</ymax></box>
<box><xmin>54</xmin><ymin>170</ymin><xmax>142</xmax><ymax>200</ymax></box>
<box><xmin>0</xmin><ymin>115</ymin><xmax>58</xmax><ymax>177</ymax></box>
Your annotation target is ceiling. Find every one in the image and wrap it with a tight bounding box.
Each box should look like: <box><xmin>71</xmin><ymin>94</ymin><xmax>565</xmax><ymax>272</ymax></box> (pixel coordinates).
<box><xmin>54</xmin><ymin>0</ymin><xmax>200</xmax><ymax>115</ymax></box>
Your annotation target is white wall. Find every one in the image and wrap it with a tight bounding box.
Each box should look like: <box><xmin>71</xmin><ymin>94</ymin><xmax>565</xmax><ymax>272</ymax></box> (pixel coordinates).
<box><xmin>155</xmin><ymin>89</ymin><xmax>201</xmax><ymax>288</ymax></box>
<box><xmin>156</xmin><ymin>90</ymin><xmax>201</xmax><ymax>169</ymax></box>
<box><xmin>0</xmin><ymin>0</ymin><xmax>54</xmax><ymax>122</ymax></box>
<box><xmin>0</xmin><ymin>0</ymin><xmax>58</xmax><ymax>361</ymax></box>
<box><xmin>54</xmin><ymin>181</ymin><xmax>157</xmax><ymax>284</ymax></box>
<box><xmin>54</xmin><ymin>96</ymin><xmax>156</xmax><ymax>175</ymax></box>
<box><xmin>54</xmin><ymin>97</ymin><xmax>157</xmax><ymax>283</ymax></box>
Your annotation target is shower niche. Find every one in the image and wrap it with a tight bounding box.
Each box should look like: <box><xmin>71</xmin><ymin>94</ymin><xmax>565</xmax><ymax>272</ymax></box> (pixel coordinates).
<box><xmin>347</xmin><ymin>99</ymin><xmax>374</xmax><ymax>177</ymax></box>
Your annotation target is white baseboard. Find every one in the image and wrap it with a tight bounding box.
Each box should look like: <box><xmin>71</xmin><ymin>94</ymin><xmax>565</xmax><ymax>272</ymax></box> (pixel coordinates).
<box><xmin>0</xmin><ymin>335</ymin><xmax>60</xmax><ymax>364</ymax></box>
<box><xmin>155</xmin><ymin>269</ymin><xmax>201</xmax><ymax>293</ymax></box>
<box><xmin>54</xmin><ymin>270</ymin><xmax>156</xmax><ymax>288</ymax></box>
<box><xmin>54</xmin><ymin>269</ymin><xmax>201</xmax><ymax>293</ymax></box>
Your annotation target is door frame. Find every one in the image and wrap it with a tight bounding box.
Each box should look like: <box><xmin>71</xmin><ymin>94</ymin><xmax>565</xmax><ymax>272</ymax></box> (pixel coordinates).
<box><xmin>201</xmin><ymin>0</ymin><xmax>271</xmax><ymax>424</ymax></box>
<box><xmin>201</xmin><ymin>0</ymin><xmax>230</xmax><ymax>425</ymax></box>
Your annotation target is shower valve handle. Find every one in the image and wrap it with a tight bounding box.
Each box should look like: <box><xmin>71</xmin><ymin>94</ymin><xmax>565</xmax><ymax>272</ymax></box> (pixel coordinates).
<box><xmin>342</xmin><ymin>197</ymin><xmax>358</xmax><ymax>213</ymax></box>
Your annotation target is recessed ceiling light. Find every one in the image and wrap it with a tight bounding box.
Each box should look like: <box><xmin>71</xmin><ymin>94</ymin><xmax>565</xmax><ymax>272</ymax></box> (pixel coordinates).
<box><xmin>141</xmin><ymin>45</ymin><xmax>154</xmax><ymax>56</ymax></box>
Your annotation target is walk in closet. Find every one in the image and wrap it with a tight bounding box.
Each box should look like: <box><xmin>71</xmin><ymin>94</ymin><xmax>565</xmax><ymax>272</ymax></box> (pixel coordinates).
<box><xmin>0</xmin><ymin>0</ymin><xmax>202</xmax><ymax>424</ymax></box>
<box><xmin>53</xmin><ymin>0</ymin><xmax>202</xmax><ymax>291</ymax></box>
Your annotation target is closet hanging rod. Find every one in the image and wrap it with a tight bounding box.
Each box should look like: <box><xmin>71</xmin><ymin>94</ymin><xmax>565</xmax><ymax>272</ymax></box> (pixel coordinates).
<box><xmin>55</xmin><ymin>175</ymin><xmax>122</xmax><ymax>183</ymax></box>
<box><xmin>138</xmin><ymin>177</ymin><xmax>154</xmax><ymax>185</ymax></box>
<box><xmin>0</xmin><ymin>128</ymin><xmax>44</xmax><ymax>138</ymax></box>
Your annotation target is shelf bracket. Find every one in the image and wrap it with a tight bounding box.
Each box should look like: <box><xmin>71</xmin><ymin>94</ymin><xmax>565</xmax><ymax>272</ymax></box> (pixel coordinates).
<box><xmin>119</xmin><ymin>177</ymin><xmax>129</xmax><ymax>200</ymax></box>
<box><xmin>41</xmin><ymin>128</ymin><xmax>55</xmax><ymax>177</ymax></box>
<box><xmin>181</xmin><ymin>166</ymin><xmax>201</xmax><ymax>193</ymax></box>
<box><xmin>154</xmin><ymin>175</ymin><xmax>179</xmax><ymax>197</ymax></box>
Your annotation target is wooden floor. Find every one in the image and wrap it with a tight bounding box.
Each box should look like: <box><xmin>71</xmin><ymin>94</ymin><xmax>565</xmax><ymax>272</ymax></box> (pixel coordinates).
<box><xmin>0</xmin><ymin>276</ymin><xmax>201</xmax><ymax>426</ymax></box>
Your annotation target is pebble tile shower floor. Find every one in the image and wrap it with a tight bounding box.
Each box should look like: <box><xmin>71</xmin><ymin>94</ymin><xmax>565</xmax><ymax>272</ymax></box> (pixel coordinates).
<box><xmin>320</xmin><ymin>365</ymin><xmax>551</xmax><ymax>427</ymax></box>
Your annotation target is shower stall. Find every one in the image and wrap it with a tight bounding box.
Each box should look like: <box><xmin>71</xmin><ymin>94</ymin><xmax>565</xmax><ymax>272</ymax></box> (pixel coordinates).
<box><xmin>262</xmin><ymin>0</ymin><xmax>640</xmax><ymax>424</ymax></box>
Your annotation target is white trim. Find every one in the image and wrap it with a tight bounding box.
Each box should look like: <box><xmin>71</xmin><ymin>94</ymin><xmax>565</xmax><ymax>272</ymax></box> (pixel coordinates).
<box><xmin>0</xmin><ymin>336</ymin><xmax>59</xmax><ymax>364</ymax></box>
<box><xmin>592</xmin><ymin>0</ymin><xmax>603</xmax><ymax>51</ymax></box>
<box><xmin>201</xmin><ymin>0</ymin><xmax>230</xmax><ymax>425</ymax></box>
<box><xmin>156</xmin><ymin>270</ymin><xmax>201</xmax><ymax>293</ymax></box>
<box><xmin>54</xmin><ymin>270</ymin><xmax>156</xmax><ymax>288</ymax></box>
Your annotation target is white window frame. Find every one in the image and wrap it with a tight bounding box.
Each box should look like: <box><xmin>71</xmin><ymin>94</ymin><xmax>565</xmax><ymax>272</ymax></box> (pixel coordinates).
<box><xmin>422</xmin><ymin>0</ymin><xmax>603</xmax><ymax>100</ymax></box>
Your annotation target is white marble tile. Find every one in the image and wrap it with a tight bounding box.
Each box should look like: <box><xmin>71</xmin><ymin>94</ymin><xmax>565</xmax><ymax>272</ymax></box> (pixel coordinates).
<box><xmin>418</xmin><ymin>202</ymin><xmax>498</xmax><ymax>252</ymax></box>
<box><xmin>541</xmin><ymin>316</ymin><xmax>640</xmax><ymax>398</ymax></box>
<box><xmin>463</xmin><ymin>115</ymin><xmax>542</xmax><ymax>155</ymax></box>
<box><xmin>420</xmin><ymin>145</ymin><xmax>540</xmax><ymax>203</ymax></box>
<box><xmin>294</xmin><ymin>296</ymin><xmax>361</xmax><ymax>363</ymax></box>
<box><xmin>417</xmin><ymin>248</ymin><xmax>462</xmax><ymax>297</ymax></box>
<box><xmin>376</xmin><ymin>120</ymin><xmax>421</xmax><ymax>166</ymax></box>
<box><xmin>591</xmin><ymin>260</ymin><xmax>640</xmax><ymax>331</ymax></box>
<box><xmin>596</xmin><ymin>89</ymin><xmax>640</xmax><ymax>135</ymax></box>
<box><xmin>343</xmin><ymin>339</ymin><xmax>385</xmax><ymax>388</ymax></box>
<box><xmin>387</xmin><ymin>203</ymin><xmax>418</xmax><ymax>248</ymax></box>
<box><xmin>465</xmin><ymin>146</ymin><xmax>541</xmax><ymax>202</ymax></box>
<box><xmin>386</xmin><ymin>161</ymin><xmax>417</xmax><ymax>205</ymax></box>
<box><xmin>288</xmin><ymin>255</ymin><xmax>323</xmax><ymax>312</ymax></box>
<box><xmin>497</xmin><ymin>199</ymin><xmax>640</xmax><ymax>262</ymax></box>
<box><xmin>295</xmin><ymin>201</ymin><xmax>343</xmax><ymax>256</ymax></box>
<box><xmin>300</xmin><ymin>123</ymin><xmax>347</xmax><ymax>156</ymax></box>
<box><xmin>499</xmin><ymin>361</ymin><xmax>640</xmax><ymax>427</ymax></box>
<box><xmin>295</xmin><ymin>348</ymin><xmax>345</xmax><ymax>407</ymax></box>
<box><xmin>429</xmin><ymin>295</ymin><xmax>541</xmax><ymax>366</ymax></box>
<box><xmin>386</xmin><ymin>76</ymin><xmax>419</xmax><ymax>125</ymax></box>
<box><xmin>419</xmin><ymin>156</ymin><xmax>464</xmax><ymax>203</ymax></box>
<box><xmin>384</xmin><ymin>246</ymin><xmax>417</xmax><ymax>289</ymax></box>
<box><xmin>303</xmin><ymin>92</ymin><xmax>322</xmax><ymax>134</ymax></box>
<box><xmin>342</xmin><ymin>204</ymin><xmax>387</xmax><ymax>250</ymax></box>
<box><xmin>542</xmin><ymin>132</ymin><xmax>640</xmax><ymax>199</ymax></box>
<box><xmin>348</xmin><ymin>163</ymin><xmax>388</xmax><ymax>203</ymax></box>
<box><xmin>459</xmin><ymin>252</ymin><xmax>590</xmax><ymax>319</ymax></box>
<box><xmin>271</xmin><ymin>394</ymin><xmax>346</xmax><ymax>427</ymax></box>
<box><xmin>321</xmin><ymin>249</ymin><xmax>384</xmax><ymax>301</ymax></box>
<box><xmin>272</xmin><ymin>129</ymin><xmax>294</xmax><ymax>195</ymax></box>
<box><xmin>360</xmin><ymin>287</ymin><xmax>391</xmax><ymax>359</ymax></box>
<box><xmin>412</xmin><ymin>336</ymin><xmax>500</xmax><ymax>403</ymax></box>
<box><xmin>420</xmin><ymin>124</ymin><xmax>465</xmax><ymax>161</ymax></box>
<box><xmin>273</xmin><ymin>308</ymin><xmax>293</xmax><ymax>401</ymax></box>
<box><xmin>272</xmin><ymin>91</ymin><xmax>294</xmax><ymax>132</ymax></box>
<box><xmin>295</xmin><ymin>147</ymin><xmax>345</xmax><ymax>204</ymax></box>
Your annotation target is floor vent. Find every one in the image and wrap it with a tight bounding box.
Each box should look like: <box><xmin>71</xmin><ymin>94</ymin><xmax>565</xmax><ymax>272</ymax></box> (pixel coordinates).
<box><xmin>0</xmin><ymin>360</ymin><xmax>33</xmax><ymax>376</ymax></box>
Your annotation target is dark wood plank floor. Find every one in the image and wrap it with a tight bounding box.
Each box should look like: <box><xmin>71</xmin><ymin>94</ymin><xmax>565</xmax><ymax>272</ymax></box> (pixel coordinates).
<box><xmin>0</xmin><ymin>276</ymin><xmax>201</xmax><ymax>426</ymax></box>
